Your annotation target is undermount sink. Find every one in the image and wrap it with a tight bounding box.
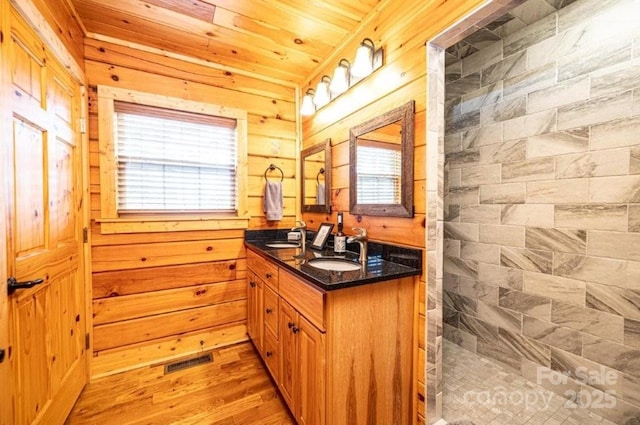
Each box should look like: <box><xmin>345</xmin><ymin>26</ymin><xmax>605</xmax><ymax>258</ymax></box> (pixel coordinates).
<box><xmin>265</xmin><ymin>241</ymin><xmax>300</xmax><ymax>248</ymax></box>
<box><xmin>307</xmin><ymin>257</ymin><xmax>362</xmax><ymax>271</ymax></box>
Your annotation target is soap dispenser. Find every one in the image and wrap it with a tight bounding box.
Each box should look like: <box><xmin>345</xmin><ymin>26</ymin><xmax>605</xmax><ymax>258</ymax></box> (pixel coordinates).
<box><xmin>334</xmin><ymin>212</ymin><xmax>346</xmax><ymax>254</ymax></box>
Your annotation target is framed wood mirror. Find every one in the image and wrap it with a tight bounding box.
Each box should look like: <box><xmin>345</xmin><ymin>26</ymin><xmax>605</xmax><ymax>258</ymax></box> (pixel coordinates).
<box><xmin>349</xmin><ymin>100</ymin><xmax>415</xmax><ymax>217</ymax></box>
<box><xmin>301</xmin><ymin>139</ymin><xmax>331</xmax><ymax>213</ymax></box>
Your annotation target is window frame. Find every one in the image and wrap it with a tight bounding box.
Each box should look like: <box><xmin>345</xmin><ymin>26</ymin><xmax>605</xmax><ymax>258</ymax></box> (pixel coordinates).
<box><xmin>97</xmin><ymin>85</ymin><xmax>249</xmax><ymax>234</ymax></box>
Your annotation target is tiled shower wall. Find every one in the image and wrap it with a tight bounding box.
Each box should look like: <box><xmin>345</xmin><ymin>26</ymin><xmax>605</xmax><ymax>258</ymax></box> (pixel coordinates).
<box><xmin>442</xmin><ymin>0</ymin><xmax>640</xmax><ymax>422</ymax></box>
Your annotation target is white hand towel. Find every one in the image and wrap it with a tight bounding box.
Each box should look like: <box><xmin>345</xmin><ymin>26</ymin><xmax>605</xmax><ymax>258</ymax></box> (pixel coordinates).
<box><xmin>263</xmin><ymin>180</ymin><xmax>283</xmax><ymax>221</ymax></box>
<box><xmin>316</xmin><ymin>183</ymin><xmax>325</xmax><ymax>205</ymax></box>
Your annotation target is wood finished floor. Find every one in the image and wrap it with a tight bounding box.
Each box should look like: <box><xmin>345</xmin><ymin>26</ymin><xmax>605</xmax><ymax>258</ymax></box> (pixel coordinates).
<box><xmin>66</xmin><ymin>342</ymin><xmax>295</xmax><ymax>425</ymax></box>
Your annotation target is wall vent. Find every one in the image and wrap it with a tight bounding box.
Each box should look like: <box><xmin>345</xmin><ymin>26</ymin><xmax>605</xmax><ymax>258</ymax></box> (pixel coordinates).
<box><xmin>164</xmin><ymin>353</ymin><xmax>213</xmax><ymax>375</ymax></box>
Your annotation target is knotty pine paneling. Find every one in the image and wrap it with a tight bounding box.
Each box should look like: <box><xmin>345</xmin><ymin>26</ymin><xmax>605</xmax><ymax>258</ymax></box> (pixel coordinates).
<box><xmin>300</xmin><ymin>0</ymin><xmax>484</xmax><ymax>422</ymax></box>
<box><xmin>86</xmin><ymin>40</ymin><xmax>297</xmax><ymax>376</ymax></box>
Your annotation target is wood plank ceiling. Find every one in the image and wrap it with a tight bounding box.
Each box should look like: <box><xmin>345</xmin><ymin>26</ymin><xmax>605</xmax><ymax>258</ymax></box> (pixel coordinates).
<box><xmin>70</xmin><ymin>0</ymin><xmax>382</xmax><ymax>84</ymax></box>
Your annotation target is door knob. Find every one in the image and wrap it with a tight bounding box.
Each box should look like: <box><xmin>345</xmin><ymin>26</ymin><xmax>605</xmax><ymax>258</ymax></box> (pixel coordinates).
<box><xmin>7</xmin><ymin>276</ymin><xmax>44</xmax><ymax>295</ymax></box>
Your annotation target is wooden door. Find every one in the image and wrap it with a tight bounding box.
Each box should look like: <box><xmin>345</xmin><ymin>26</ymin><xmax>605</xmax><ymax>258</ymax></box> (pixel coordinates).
<box><xmin>247</xmin><ymin>272</ymin><xmax>264</xmax><ymax>351</ymax></box>
<box><xmin>278</xmin><ymin>298</ymin><xmax>297</xmax><ymax>412</ymax></box>
<box><xmin>297</xmin><ymin>315</ymin><xmax>325</xmax><ymax>425</ymax></box>
<box><xmin>3</xmin><ymin>7</ymin><xmax>87</xmax><ymax>424</ymax></box>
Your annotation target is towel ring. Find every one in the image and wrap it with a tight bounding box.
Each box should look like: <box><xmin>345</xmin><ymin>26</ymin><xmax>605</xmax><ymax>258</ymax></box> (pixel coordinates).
<box><xmin>265</xmin><ymin>164</ymin><xmax>284</xmax><ymax>182</ymax></box>
<box><xmin>316</xmin><ymin>168</ymin><xmax>325</xmax><ymax>184</ymax></box>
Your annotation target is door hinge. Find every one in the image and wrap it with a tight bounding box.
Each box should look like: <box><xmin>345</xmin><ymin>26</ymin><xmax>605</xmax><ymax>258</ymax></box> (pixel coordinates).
<box><xmin>85</xmin><ymin>333</ymin><xmax>90</xmax><ymax>350</ymax></box>
<box><xmin>82</xmin><ymin>227</ymin><xmax>88</xmax><ymax>243</ymax></box>
<box><xmin>80</xmin><ymin>117</ymin><xmax>87</xmax><ymax>134</ymax></box>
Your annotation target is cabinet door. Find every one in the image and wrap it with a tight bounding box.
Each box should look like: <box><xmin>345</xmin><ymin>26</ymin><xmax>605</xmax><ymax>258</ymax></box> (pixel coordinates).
<box><xmin>247</xmin><ymin>272</ymin><xmax>263</xmax><ymax>351</ymax></box>
<box><xmin>297</xmin><ymin>315</ymin><xmax>325</xmax><ymax>425</ymax></box>
<box><xmin>279</xmin><ymin>298</ymin><xmax>298</xmax><ymax>411</ymax></box>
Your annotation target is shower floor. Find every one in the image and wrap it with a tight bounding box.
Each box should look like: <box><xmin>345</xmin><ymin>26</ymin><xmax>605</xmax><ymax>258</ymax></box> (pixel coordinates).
<box><xmin>442</xmin><ymin>340</ymin><xmax>619</xmax><ymax>425</ymax></box>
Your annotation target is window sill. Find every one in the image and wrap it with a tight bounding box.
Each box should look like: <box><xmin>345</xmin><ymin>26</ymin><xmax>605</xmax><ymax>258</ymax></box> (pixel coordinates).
<box><xmin>96</xmin><ymin>215</ymin><xmax>251</xmax><ymax>234</ymax></box>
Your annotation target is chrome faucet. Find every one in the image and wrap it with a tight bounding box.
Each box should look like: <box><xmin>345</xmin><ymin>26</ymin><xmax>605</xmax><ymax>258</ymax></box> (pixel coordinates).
<box><xmin>292</xmin><ymin>220</ymin><xmax>307</xmax><ymax>252</ymax></box>
<box><xmin>347</xmin><ymin>227</ymin><xmax>368</xmax><ymax>265</ymax></box>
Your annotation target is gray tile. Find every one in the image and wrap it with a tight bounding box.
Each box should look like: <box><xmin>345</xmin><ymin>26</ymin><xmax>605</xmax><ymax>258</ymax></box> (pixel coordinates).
<box><xmin>445</xmin><ymin>149</ymin><xmax>480</xmax><ymax>169</ymax></box>
<box><xmin>631</xmin><ymin>146</ymin><xmax>640</xmax><ymax>175</ymax></box>
<box><xmin>555</xmin><ymin>204</ymin><xmax>628</xmax><ymax>232</ymax></box>
<box><xmin>478</xmin><ymin>263</ymin><xmax>524</xmax><ymax>290</ymax></box>
<box><xmin>502</xmin><ymin>157</ymin><xmax>555</xmax><ymax>182</ymax></box>
<box><xmin>501</xmin><ymin>204</ymin><xmax>555</xmax><ymax>227</ymax></box>
<box><xmin>444</xmin><ymin>222</ymin><xmax>479</xmax><ymax>242</ymax></box>
<box><xmin>591</xmin><ymin>58</ymin><xmax>640</xmax><ymax>98</ymax></box>
<box><xmin>526</xmin><ymin>178</ymin><xmax>589</xmax><ymax>204</ymax></box>
<box><xmin>461</xmin><ymin>241</ymin><xmax>500</xmax><ymax>265</ymax></box>
<box><xmin>445</xmin><ymin>110</ymin><xmax>481</xmax><ymax>133</ymax></box>
<box><xmin>622</xmin><ymin>372</ymin><xmax>640</xmax><ymax>409</ymax></box>
<box><xmin>557</xmin><ymin>37</ymin><xmax>631</xmax><ymax>82</ymax></box>
<box><xmin>479</xmin><ymin>139</ymin><xmax>527</xmax><ymax>164</ymax></box>
<box><xmin>463</xmin><ymin>28</ymin><xmax>502</xmax><ymax>51</ymax></box>
<box><xmin>445</xmin><ymin>42</ymin><xmax>478</xmax><ymax>62</ymax></box>
<box><xmin>551</xmin><ymin>301</ymin><xmax>624</xmax><ymax>342</ymax></box>
<box><xmin>478</xmin><ymin>301</ymin><xmax>522</xmax><ymax>334</ymax></box>
<box><xmin>550</xmin><ymin>347</ymin><xmax>620</xmax><ymax>394</ymax></box>
<box><xmin>479</xmin><ymin>224</ymin><xmax>526</xmax><ymax>248</ymax></box>
<box><xmin>510</xmin><ymin>0</ymin><xmax>557</xmax><ymax>25</ymax></box>
<box><xmin>583</xmin><ymin>335</ymin><xmax>640</xmax><ymax>378</ymax></box>
<box><xmin>462</xmin><ymin>41</ymin><xmax>503</xmax><ymax>78</ymax></box>
<box><xmin>443</xmin><ymin>305</ymin><xmax>459</xmax><ymax>327</ymax></box>
<box><xmin>456</xmin><ymin>277</ymin><xmax>499</xmax><ymax>304</ymax></box>
<box><xmin>527</xmin><ymin>22</ymin><xmax>590</xmax><ymax>70</ymax></box>
<box><xmin>499</xmin><ymin>327</ymin><xmax>551</xmax><ymax>367</ymax></box>
<box><xmin>502</xmin><ymin>247</ymin><xmax>553</xmax><ymax>274</ymax></box>
<box><xmin>631</xmin><ymin>204</ymin><xmax>640</xmax><ymax>232</ymax></box>
<box><xmin>443</xmin><ymin>290</ymin><xmax>478</xmax><ymax>316</ymax></box>
<box><xmin>446</xmin><ymin>72</ymin><xmax>481</xmax><ymax>100</ymax></box>
<box><xmin>587</xmin><ymin>230</ymin><xmax>640</xmax><ymax>262</ymax></box>
<box><xmin>554</xmin><ymin>252</ymin><xmax>630</xmax><ymax>288</ymax></box>
<box><xmin>481</xmin><ymin>50</ymin><xmax>527</xmax><ymax>86</ymax></box>
<box><xmin>503</xmin><ymin>62</ymin><xmax>556</xmax><ymax>99</ymax></box>
<box><xmin>525</xmin><ymin>227</ymin><xmax>587</xmax><ymax>254</ymax></box>
<box><xmin>528</xmin><ymin>76</ymin><xmax>591</xmax><ymax>114</ymax></box>
<box><xmin>461</xmin><ymin>164</ymin><xmax>501</xmax><ymax>186</ymax></box>
<box><xmin>460</xmin><ymin>82</ymin><xmax>503</xmax><ymax>115</ymax></box>
<box><xmin>462</xmin><ymin>123</ymin><xmax>503</xmax><ymax>148</ymax></box>
<box><xmin>504</xmin><ymin>109</ymin><xmax>557</xmax><ymax>141</ymax></box>
<box><xmin>556</xmin><ymin>148</ymin><xmax>631</xmax><ymax>179</ymax></box>
<box><xmin>479</xmin><ymin>183</ymin><xmax>526</xmax><ymax>204</ymax></box>
<box><xmin>625</xmin><ymin>318</ymin><xmax>640</xmax><ymax>350</ymax></box>
<box><xmin>443</xmin><ymin>324</ymin><xmax>477</xmax><ymax>353</ymax></box>
<box><xmin>589</xmin><ymin>175</ymin><xmax>640</xmax><ymax>203</ymax></box>
<box><xmin>477</xmin><ymin>339</ymin><xmax>521</xmax><ymax>371</ymax></box>
<box><xmin>458</xmin><ymin>313</ymin><xmax>499</xmax><ymax>342</ymax></box>
<box><xmin>459</xmin><ymin>204</ymin><xmax>501</xmax><ymax>224</ymax></box>
<box><xmin>591</xmin><ymin>116</ymin><xmax>640</xmax><ymax>150</ymax></box>
<box><xmin>445</xmin><ymin>60</ymin><xmax>462</xmax><ymax>83</ymax></box>
<box><xmin>503</xmin><ymin>13</ymin><xmax>556</xmax><ymax>57</ymax></box>
<box><xmin>586</xmin><ymin>283</ymin><xmax>640</xmax><ymax>321</ymax></box>
<box><xmin>523</xmin><ymin>316</ymin><xmax>583</xmax><ymax>355</ymax></box>
<box><xmin>444</xmin><ymin>133</ymin><xmax>461</xmax><ymax>154</ymax></box>
<box><xmin>444</xmin><ymin>256</ymin><xmax>479</xmax><ymax>280</ymax></box>
<box><xmin>543</xmin><ymin>0</ymin><xmax>578</xmax><ymax>10</ymax></box>
<box><xmin>558</xmin><ymin>0</ymin><xmax>630</xmax><ymax>32</ymax></box>
<box><xmin>480</xmin><ymin>95</ymin><xmax>526</xmax><ymax>124</ymax></box>
<box><xmin>523</xmin><ymin>271</ymin><xmax>586</xmax><ymax>306</ymax></box>
<box><xmin>499</xmin><ymin>287</ymin><xmax>551</xmax><ymax>320</ymax></box>
<box><xmin>558</xmin><ymin>91</ymin><xmax>633</xmax><ymax>131</ymax></box>
<box><xmin>527</xmin><ymin>127</ymin><xmax>589</xmax><ymax>158</ymax></box>
<box><xmin>443</xmin><ymin>239</ymin><xmax>460</xmax><ymax>257</ymax></box>
<box><xmin>448</xmin><ymin>185</ymin><xmax>479</xmax><ymax>206</ymax></box>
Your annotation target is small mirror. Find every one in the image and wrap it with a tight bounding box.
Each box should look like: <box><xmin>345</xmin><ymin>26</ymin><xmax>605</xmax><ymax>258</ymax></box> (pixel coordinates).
<box><xmin>350</xmin><ymin>101</ymin><xmax>415</xmax><ymax>217</ymax></box>
<box><xmin>301</xmin><ymin>139</ymin><xmax>331</xmax><ymax>213</ymax></box>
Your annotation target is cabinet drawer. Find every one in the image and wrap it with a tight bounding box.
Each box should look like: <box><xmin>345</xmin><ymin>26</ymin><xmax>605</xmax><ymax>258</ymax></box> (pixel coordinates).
<box><xmin>264</xmin><ymin>285</ymin><xmax>279</xmax><ymax>338</ymax></box>
<box><xmin>263</xmin><ymin>329</ymin><xmax>279</xmax><ymax>382</ymax></box>
<box><xmin>279</xmin><ymin>269</ymin><xmax>325</xmax><ymax>331</ymax></box>
<box><xmin>247</xmin><ymin>249</ymin><xmax>279</xmax><ymax>290</ymax></box>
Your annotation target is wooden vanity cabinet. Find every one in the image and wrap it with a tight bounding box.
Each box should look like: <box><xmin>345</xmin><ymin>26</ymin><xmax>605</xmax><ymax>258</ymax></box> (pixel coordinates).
<box><xmin>246</xmin><ymin>248</ymin><xmax>414</xmax><ymax>425</ymax></box>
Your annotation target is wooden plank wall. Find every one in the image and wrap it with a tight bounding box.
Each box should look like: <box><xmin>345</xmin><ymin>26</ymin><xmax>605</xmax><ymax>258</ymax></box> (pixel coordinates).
<box><xmin>85</xmin><ymin>38</ymin><xmax>298</xmax><ymax>378</ymax></box>
<box><xmin>300</xmin><ymin>1</ymin><xmax>485</xmax><ymax>423</ymax></box>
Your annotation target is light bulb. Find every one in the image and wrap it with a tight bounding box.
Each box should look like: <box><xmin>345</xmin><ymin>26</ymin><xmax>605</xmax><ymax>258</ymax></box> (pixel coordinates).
<box><xmin>301</xmin><ymin>90</ymin><xmax>315</xmax><ymax>116</ymax></box>
<box><xmin>330</xmin><ymin>60</ymin><xmax>350</xmax><ymax>95</ymax></box>
<box><xmin>313</xmin><ymin>76</ymin><xmax>331</xmax><ymax>108</ymax></box>
<box><xmin>352</xmin><ymin>39</ymin><xmax>375</xmax><ymax>78</ymax></box>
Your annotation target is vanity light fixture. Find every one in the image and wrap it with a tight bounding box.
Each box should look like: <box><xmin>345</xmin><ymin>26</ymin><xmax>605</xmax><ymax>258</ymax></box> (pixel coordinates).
<box><xmin>313</xmin><ymin>75</ymin><xmax>332</xmax><ymax>108</ymax></box>
<box><xmin>351</xmin><ymin>38</ymin><xmax>376</xmax><ymax>78</ymax></box>
<box><xmin>301</xmin><ymin>88</ymin><xmax>316</xmax><ymax>116</ymax></box>
<box><xmin>301</xmin><ymin>37</ymin><xmax>384</xmax><ymax>116</ymax></box>
<box><xmin>330</xmin><ymin>59</ymin><xmax>350</xmax><ymax>95</ymax></box>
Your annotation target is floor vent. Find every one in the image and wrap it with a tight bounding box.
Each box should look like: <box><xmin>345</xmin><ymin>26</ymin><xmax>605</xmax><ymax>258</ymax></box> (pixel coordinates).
<box><xmin>164</xmin><ymin>353</ymin><xmax>213</xmax><ymax>375</ymax></box>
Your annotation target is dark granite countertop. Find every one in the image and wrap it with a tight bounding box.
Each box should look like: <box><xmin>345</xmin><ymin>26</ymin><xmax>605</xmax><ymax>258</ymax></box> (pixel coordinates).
<box><xmin>245</xmin><ymin>229</ymin><xmax>422</xmax><ymax>291</ymax></box>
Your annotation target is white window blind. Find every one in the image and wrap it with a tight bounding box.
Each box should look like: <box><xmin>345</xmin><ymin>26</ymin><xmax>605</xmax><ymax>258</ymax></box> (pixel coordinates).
<box><xmin>114</xmin><ymin>102</ymin><xmax>238</xmax><ymax>213</ymax></box>
<box><xmin>356</xmin><ymin>144</ymin><xmax>402</xmax><ymax>204</ymax></box>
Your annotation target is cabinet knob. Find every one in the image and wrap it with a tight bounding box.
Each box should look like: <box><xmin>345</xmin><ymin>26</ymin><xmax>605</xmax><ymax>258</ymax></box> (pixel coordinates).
<box><xmin>288</xmin><ymin>321</ymin><xmax>294</xmax><ymax>329</ymax></box>
<box><xmin>266</xmin><ymin>351</ymin><xmax>272</xmax><ymax>357</ymax></box>
<box><xmin>292</xmin><ymin>326</ymin><xmax>299</xmax><ymax>334</ymax></box>
<box><xmin>265</xmin><ymin>308</ymin><xmax>272</xmax><ymax>314</ymax></box>
<box><xmin>250</xmin><ymin>281</ymin><xmax>256</xmax><ymax>288</ymax></box>
<box><xmin>265</xmin><ymin>273</ymin><xmax>272</xmax><ymax>279</ymax></box>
